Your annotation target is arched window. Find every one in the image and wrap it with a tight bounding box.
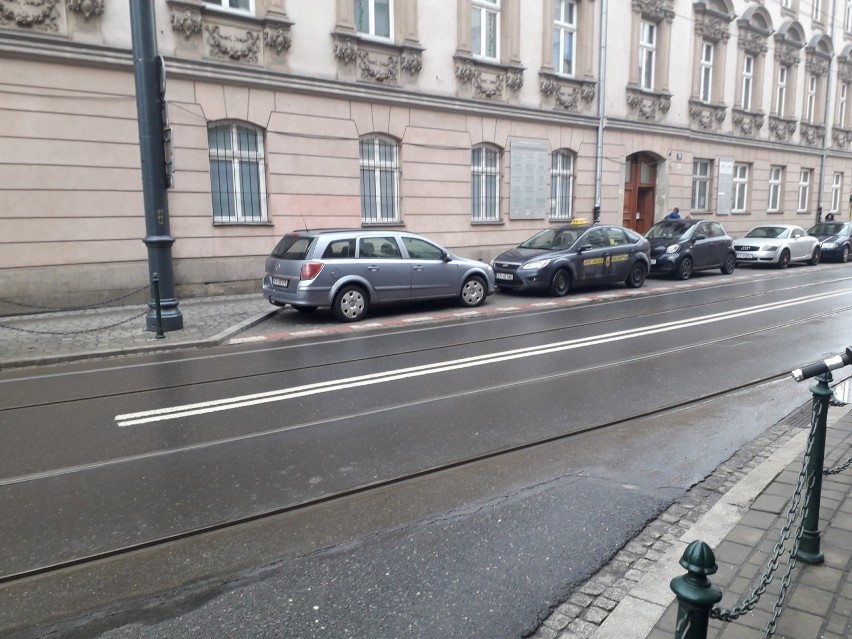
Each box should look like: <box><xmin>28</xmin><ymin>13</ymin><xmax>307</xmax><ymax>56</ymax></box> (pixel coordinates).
<box><xmin>471</xmin><ymin>144</ymin><xmax>501</xmax><ymax>222</ymax></box>
<box><xmin>550</xmin><ymin>150</ymin><xmax>574</xmax><ymax>220</ymax></box>
<box><xmin>359</xmin><ymin>136</ymin><xmax>400</xmax><ymax>223</ymax></box>
<box><xmin>207</xmin><ymin>121</ymin><xmax>267</xmax><ymax>223</ymax></box>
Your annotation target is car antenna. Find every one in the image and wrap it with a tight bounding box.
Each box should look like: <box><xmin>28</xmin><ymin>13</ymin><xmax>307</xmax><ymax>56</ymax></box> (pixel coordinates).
<box><xmin>300</xmin><ymin>213</ymin><xmax>309</xmax><ymax>232</ymax></box>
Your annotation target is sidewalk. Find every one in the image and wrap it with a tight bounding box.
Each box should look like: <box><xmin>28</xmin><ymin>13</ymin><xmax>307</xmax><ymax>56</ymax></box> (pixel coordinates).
<box><xmin>533</xmin><ymin>395</ymin><xmax>852</xmax><ymax>639</ymax></box>
<box><xmin>0</xmin><ymin>294</ymin><xmax>275</xmax><ymax>369</ymax></box>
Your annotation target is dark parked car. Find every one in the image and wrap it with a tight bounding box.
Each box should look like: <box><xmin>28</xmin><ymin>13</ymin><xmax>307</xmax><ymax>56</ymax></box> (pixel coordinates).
<box><xmin>263</xmin><ymin>229</ymin><xmax>496</xmax><ymax>322</ymax></box>
<box><xmin>808</xmin><ymin>221</ymin><xmax>852</xmax><ymax>263</ymax></box>
<box><xmin>645</xmin><ymin>219</ymin><xmax>736</xmax><ymax>280</ymax></box>
<box><xmin>491</xmin><ymin>221</ymin><xmax>651</xmax><ymax>296</ymax></box>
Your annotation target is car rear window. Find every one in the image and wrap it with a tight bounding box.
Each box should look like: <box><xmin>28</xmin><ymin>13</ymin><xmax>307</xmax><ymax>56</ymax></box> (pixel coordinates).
<box><xmin>270</xmin><ymin>235</ymin><xmax>314</xmax><ymax>259</ymax></box>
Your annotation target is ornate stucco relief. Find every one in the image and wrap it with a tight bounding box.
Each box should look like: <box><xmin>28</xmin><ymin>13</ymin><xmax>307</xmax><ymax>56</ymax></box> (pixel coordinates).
<box><xmin>539</xmin><ymin>75</ymin><xmax>596</xmax><ymax>112</ymax></box>
<box><xmin>732</xmin><ymin>109</ymin><xmax>765</xmax><ymax>137</ymax></box>
<box><xmin>768</xmin><ymin>116</ymin><xmax>797</xmax><ymax>141</ymax></box>
<box><xmin>626</xmin><ymin>88</ymin><xmax>671</xmax><ymax>120</ymax></box>
<box><xmin>0</xmin><ymin>0</ymin><xmax>61</xmax><ymax>32</ymax></box>
<box><xmin>206</xmin><ymin>25</ymin><xmax>260</xmax><ymax>63</ymax></box>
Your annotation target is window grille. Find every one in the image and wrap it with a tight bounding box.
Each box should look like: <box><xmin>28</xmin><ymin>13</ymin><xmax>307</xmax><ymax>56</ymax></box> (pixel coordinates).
<box><xmin>472</xmin><ymin>146</ymin><xmax>500</xmax><ymax>222</ymax></box>
<box><xmin>360</xmin><ymin>136</ymin><xmax>400</xmax><ymax>223</ymax></box>
<box><xmin>208</xmin><ymin>122</ymin><xmax>267</xmax><ymax>224</ymax></box>
<box><xmin>551</xmin><ymin>150</ymin><xmax>574</xmax><ymax>219</ymax></box>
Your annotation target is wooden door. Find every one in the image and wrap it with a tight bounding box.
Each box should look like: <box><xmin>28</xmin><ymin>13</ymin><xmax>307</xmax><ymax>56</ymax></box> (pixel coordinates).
<box><xmin>622</xmin><ymin>153</ymin><xmax>657</xmax><ymax>233</ymax></box>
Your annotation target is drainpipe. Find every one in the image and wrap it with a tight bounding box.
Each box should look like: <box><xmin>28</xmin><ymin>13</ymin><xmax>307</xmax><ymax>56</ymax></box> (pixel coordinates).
<box><xmin>593</xmin><ymin>0</ymin><xmax>608</xmax><ymax>224</ymax></box>
<box><xmin>816</xmin><ymin>0</ymin><xmax>838</xmax><ymax>225</ymax></box>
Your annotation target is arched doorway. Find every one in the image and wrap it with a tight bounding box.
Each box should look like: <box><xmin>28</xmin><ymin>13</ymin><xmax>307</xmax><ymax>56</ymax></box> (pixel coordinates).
<box><xmin>622</xmin><ymin>152</ymin><xmax>658</xmax><ymax>234</ymax></box>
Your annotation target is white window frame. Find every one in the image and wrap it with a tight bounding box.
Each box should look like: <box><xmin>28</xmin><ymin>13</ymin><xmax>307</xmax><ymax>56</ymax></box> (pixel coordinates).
<box><xmin>471</xmin><ymin>145</ymin><xmax>501</xmax><ymax>222</ymax></box>
<box><xmin>839</xmin><ymin>84</ymin><xmax>848</xmax><ymax>126</ymax></box>
<box><xmin>208</xmin><ymin>121</ymin><xmax>267</xmax><ymax>224</ymax></box>
<box><xmin>742</xmin><ymin>54</ymin><xmax>754</xmax><ymax>111</ymax></box>
<box><xmin>798</xmin><ymin>169</ymin><xmax>812</xmax><ymax>213</ymax></box>
<box><xmin>733</xmin><ymin>163</ymin><xmax>749</xmax><ymax>213</ymax></box>
<box><xmin>639</xmin><ymin>21</ymin><xmax>656</xmax><ymax>91</ymax></box>
<box><xmin>781</xmin><ymin>0</ymin><xmax>792</xmax><ymax>8</ymax></box>
<box><xmin>550</xmin><ymin>150</ymin><xmax>574</xmax><ymax>220</ymax></box>
<box><xmin>768</xmin><ymin>166</ymin><xmax>783</xmax><ymax>213</ymax></box>
<box><xmin>553</xmin><ymin>0</ymin><xmax>576</xmax><ymax>77</ymax></box>
<box><xmin>806</xmin><ymin>75</ymin><xmax>817</xmax><ymax>123</ymax></box>
<box><xmin>846</xmin><ymin>0</ymin><xmax>852</xmax><ymax>32</ymax></box>
<box><xmin>700</xmin><ymin>42</ymin><xmax>714</xmax><ymax>103</ymax></box>
<box><xmin>354</xmin><ymin>0</ymin><xmax>393</xmax><ymax>40</ymax></box>
<box><xmin>359</xmin><ymin>136</ymin><xmax>401</xmax><ymax>224</ymax></box>
<box><xmin>692</xmin><ymin>159</ymin><xmax>712</xmax><ymax>212</ymax></box>
<box><xmin>204</xmin><ymin>0</ymin><xmax>253</xmax><ymax>13</ymax></box>
<box><xmin>813</xmin><ymin>0</ymin><xmax>823</xmax><ymax>21</ymax></box>
<box><xmin>472</xmin><ymin>0</ymin><xmax>500</xmax><ymax>61</ymax></box>
<box><xmin>776</xmin><ymin>66</ymin><xmax>788</xmax><ymax>117</ymax></box>
<box><xmin>831</xmin><ymin>172</ymin><xmax>843</xmax><ymax>213</ymax></box>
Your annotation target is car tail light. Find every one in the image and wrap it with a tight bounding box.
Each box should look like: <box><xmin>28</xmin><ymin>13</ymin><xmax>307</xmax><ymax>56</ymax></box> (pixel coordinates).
<box><xmin>300</xmin><ymin>262</ymin><xmax>324</xmax><ymax>280</ymax></box>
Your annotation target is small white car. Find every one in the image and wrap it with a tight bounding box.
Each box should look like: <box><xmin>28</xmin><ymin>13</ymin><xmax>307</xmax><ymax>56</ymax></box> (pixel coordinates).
<box><xmin>733</xmin><ymin>224</ymin><xmax>821</xmax><ymax>269</ymax></box>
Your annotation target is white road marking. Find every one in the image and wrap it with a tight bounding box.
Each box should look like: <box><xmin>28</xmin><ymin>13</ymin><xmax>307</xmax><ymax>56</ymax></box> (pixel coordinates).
<box><xmin>115</xmin><ymin>289</ymin><xmax>852</xmax><ymax>427</ymax></box>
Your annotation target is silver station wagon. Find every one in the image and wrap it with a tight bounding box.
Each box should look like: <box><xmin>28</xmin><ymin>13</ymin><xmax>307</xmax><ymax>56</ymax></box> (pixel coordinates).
<box><xmin>263</xmin><ymin>229</ymin><xmax>496</xmax><ymax>322</ymax></box>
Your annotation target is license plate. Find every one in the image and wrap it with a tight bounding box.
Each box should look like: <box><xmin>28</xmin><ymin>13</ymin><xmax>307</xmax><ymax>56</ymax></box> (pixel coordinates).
<box><xmin>272</xmin><ymin>277</ymin><xmax>289</xmax><ymax>287</ymax></box>
<box><xmin>495</xmin><ymin>272</ymin><xmax>513</xmax><ymax>281</ymax></box>
<box><xmin>736</xmin><ymin>252</ymin><xmax>752</xmax><ymax>260</ymax></box>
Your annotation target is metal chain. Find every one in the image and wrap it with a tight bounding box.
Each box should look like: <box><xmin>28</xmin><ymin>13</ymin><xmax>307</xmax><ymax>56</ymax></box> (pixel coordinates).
<box><xmin>0</xmin><ymin>310</ymin><xmax>148</xmax><ymax>335</ymax></box>
<box><xmin>0</xmin><ymin>286</ymin><xmax>148</xmax><ymax>313</ymax></box>
<box><xmin>824</xmin><ymin>455</ymin><xmax>852</xmax><ymax>476</ymax></box>
<box><xmin>710</xmin><ymin>421</ymin><xmax>815</xmax><ymax>623</ymax></box>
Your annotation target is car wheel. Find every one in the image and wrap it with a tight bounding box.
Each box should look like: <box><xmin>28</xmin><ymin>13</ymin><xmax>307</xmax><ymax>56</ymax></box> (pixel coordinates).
<box><xmin>842</xmin><ymin>245</ymin><xmax>850</xmax><ymax>263</ymax></box>
<box><xmin>292</xmin><ymin>305</ymin><xmax>318</xmax><ymax>313</ymax></box>
<box><xmin>675</xmin><ymin>257</ymin><xmax>693</xmax><ymax>280</ymax></box>
<box><xmin>808</xmin><ymin>246</ymin><xmax>821</xmax><ymax>266</ymax></box>
<box><xmin>332</xmin><ymin>285</ymin><xmax>368</xmax><ymax>322</ymax></box>
<box><xmin>625</xmin><ymin>262</ymin><xmax>647</xmax><ymax>288</ymax></box>
<box><xmin>777</xmin><ymin>249</ymin><xmax>791</xmax><ymax>269</ymax></box>
<box><xmin>721</xmin><ymin>253</ymin><xmax>736</xmax><ymax>275</ymax></box>
<box><xmin>459</xmin><ymin>276</ymin><xmax>487</xmax><ymax>307</ymax></box>
<box><xmin>549</xmin><ymin>268</ymin><xmax>571</xmax><ymax>296</ymax></box>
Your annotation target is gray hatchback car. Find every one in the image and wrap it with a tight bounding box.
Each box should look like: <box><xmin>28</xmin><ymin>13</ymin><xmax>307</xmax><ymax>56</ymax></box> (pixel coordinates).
<box><xmin>263</xmin><ymin>229</ymin><xmax>496</xmax><ymax>322</ymax></box>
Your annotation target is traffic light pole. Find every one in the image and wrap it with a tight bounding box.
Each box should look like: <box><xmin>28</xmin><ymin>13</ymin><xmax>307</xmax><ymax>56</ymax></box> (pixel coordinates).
<box><xmin>129</xmin><ymin>0</ymin><xmax>183</xmax><ymax>331</ymax></box>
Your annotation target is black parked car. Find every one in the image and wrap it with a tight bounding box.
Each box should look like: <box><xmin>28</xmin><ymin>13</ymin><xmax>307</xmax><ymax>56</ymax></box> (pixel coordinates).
<box><xmin>491</xmin><ymin>222</ymin><xmax>651</xmax><ymax>296</ymax></box>
<box><xmin>808</xmin><ymin>221</ymin><xmax>852</xmax><ymax>263</ymax></box>
<box><xmin>646</xmin><ymin>219</ymin><xmax>736</xmax><ymax>280</ymax></box>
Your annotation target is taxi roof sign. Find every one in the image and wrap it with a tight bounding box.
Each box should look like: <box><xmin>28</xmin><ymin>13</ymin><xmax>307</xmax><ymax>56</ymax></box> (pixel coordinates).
<box><xmin>569</xmin><ymin>217</ymin><xmax>590</xmax><ymax>225</ymax></box>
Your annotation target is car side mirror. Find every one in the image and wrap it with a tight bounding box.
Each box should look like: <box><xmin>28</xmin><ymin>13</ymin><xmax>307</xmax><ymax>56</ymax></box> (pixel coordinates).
<box><xmin>578</xmin><ymin>244</ymin><xmax>592</xmax><ymax>252</ymax></box>
<box><xmin>442</xmin><ymin>252</ymin><xmax>452</xmax><ymax>262</ymax></box>
<box><xmin>694</xmin><ymin>234</ymin><xmax>706</xmax><ymax>241</ymax></box>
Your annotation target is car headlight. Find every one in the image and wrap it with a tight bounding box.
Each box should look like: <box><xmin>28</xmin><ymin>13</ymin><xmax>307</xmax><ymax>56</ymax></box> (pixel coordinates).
<box><xmin>763</xmin><ymin>245</ymin><xmax>778</xmax><ymax>252</ymax></box>
<box><xmin>522</xmin><ymin>258</ymin><xmax>552</xmax><ymax>270</ymax></box>
<box><xmin>665</xmin><ymin>244</ymin><xmax>681</xmax><ymax>254</ymax></box>
<box><xmin>822</xmin><ymin>241</ymin><xmax>838</xmax><ymax>249</ymax></box>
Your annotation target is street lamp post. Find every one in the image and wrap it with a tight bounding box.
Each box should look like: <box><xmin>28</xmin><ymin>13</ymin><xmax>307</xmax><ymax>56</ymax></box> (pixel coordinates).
<box><xmin>129</xmin><ymin>0</ymin><xmax>182</xmax><ymax>331</ymax></box>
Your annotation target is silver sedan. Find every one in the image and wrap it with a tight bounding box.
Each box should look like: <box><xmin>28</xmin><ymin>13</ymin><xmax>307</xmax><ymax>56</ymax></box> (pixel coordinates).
<box><xmin>733</xmin><ymin>224</ymin><xmax>821</xmax><ymax>268</ymax></box>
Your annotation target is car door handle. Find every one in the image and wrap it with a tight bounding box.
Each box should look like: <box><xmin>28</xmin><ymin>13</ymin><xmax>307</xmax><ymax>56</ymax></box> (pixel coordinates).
<box><xmin>413</xmin><ymin>266</ymin><xmax>425</xmax><ymax>271</ymax></box>
<box><xmin>367</xmin><ymin>266</ymin><xmax>380</xmax><ymax>271</ymax></box>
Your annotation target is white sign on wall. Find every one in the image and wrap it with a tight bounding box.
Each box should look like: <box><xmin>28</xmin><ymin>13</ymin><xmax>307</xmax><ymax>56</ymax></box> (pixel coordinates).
<box><xmin>509</xmin><ymin>139</ymin><xmax>549</xmax><ymax>220</ymax></box>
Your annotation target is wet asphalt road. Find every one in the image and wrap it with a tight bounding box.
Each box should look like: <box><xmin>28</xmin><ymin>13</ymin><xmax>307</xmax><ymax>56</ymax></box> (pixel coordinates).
<box><xmin>4</xmin><ymin>265</ymin><xmax>852</xmax><ymax>637</ymax></box>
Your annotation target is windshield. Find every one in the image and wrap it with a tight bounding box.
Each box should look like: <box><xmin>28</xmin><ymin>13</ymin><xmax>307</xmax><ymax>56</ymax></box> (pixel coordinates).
<box><xmin>646</xmin><ymin>221</ymin><xmax>693</xmax><ymax>240</ymax></box>
<box><xmin>744</xmin><ymin>226</ymin><xmax>789</xmax><ymax>239</ymax></box>
<box><xmin>810</xmin><ymin>223</ymin><xmax>848</xmax><ymax>236</ymax></box>
<box><xmin>519</xmin><ymin>228</ymin><xmax>584</xmax><ymax>250</ymax></box>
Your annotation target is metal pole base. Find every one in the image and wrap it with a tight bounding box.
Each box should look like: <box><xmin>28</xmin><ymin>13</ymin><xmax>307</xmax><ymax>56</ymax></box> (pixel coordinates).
<box><xmin>146</xmin><ymin>300</ymin><xmax>183</xmax><ymax>331</ymax></box>
<box><xmin>796</xmin><ymin>531</ymin><xmax>825</xmax><ymax>565</ymax></box>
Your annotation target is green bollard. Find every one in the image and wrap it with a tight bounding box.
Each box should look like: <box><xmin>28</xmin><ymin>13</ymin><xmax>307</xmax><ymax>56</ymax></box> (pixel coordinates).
<box><xmin>795</xmin><ymin>371</ymin><xmax>832</xmax><ymax>564</ymax></box>
<box><xmin>670</xmin><ymin>540</ymin><xmax>722</xmax><ymax>639</ymax></box>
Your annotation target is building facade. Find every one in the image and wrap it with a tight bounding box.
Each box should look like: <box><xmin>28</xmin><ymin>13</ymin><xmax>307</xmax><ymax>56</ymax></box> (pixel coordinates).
<box><xmin>2</xmin><ymin>0</ymin><xmax>851</xmax><ymax>308</ymax></box>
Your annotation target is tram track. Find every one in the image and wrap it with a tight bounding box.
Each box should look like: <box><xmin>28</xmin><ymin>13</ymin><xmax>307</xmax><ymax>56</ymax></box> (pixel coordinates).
<box><xmin>4</xmin><ymin>271</ymin><xmax>852</xmax><ymax>413</ymax></box>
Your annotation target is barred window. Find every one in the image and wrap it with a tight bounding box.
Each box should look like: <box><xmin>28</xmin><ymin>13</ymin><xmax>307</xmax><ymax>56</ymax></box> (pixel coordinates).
<box><xmin>208</xmin><ymin>122</ymin><xmax>267</xmax><ymax>223</ymax></box>
<box><xmin>471</xmin><ymin>145</ymin><xmax>500</xmax><ymax>222</ymax></box>
<box><xmin>360</xmin><ymin>136</ymin><xmax>400</xmax><ymax>223</ymax></box>
<box><xmin>550</xmin><ymin>150</ymin><xmax>574</xmax><ymax>220</ymax></box>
